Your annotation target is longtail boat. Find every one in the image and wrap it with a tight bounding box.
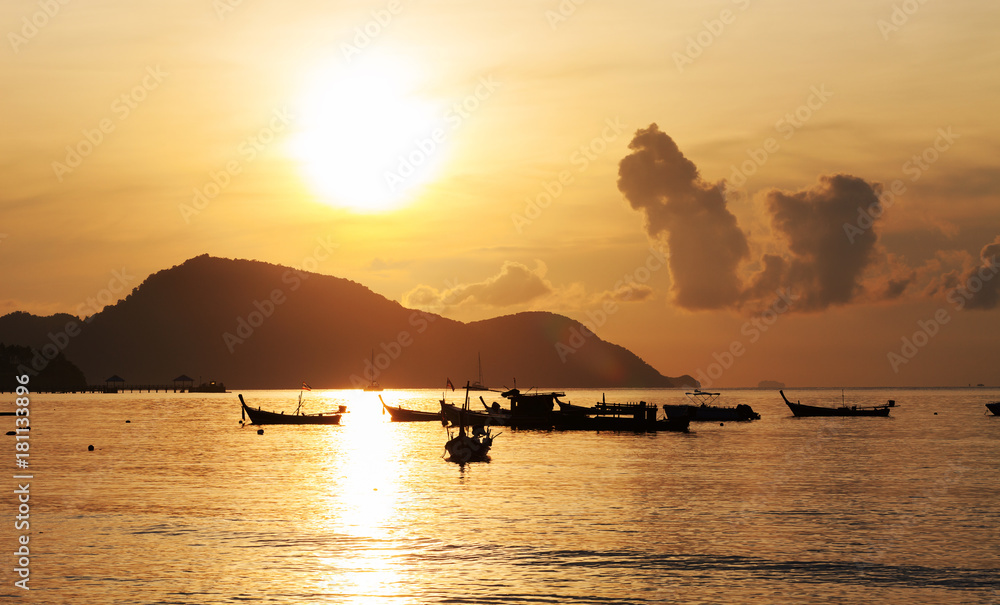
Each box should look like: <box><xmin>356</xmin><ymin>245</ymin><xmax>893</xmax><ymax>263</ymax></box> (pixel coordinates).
<box><xmin>239</xmin><ymin>393</ymin><xmax>344</xmax><ymax>425</ymax></box>
<box><xmin>780</xmin><ymin>390</ymin><xmax>893</xmax><ymax>417</ymax></box>
<box><xmin>380</xmin><ymin>395</ymin><xmax>441</xmax><ymax>422</ymax></box>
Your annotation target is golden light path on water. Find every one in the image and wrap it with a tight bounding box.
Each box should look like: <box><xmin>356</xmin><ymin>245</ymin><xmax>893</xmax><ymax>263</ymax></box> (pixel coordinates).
<box><xmin>315</xmin><ymin>390</ymin><xmax>408</xmax><ymax>603</ymax></box>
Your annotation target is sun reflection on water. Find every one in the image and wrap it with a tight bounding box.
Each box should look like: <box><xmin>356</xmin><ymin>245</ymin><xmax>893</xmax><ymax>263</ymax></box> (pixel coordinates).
<box><xmin>321</xmin><ymin>391</ymin><xmax>397</xmax><ymax>538</ymax></box>
<box><xmin>311</xmin><ymin>391</ymin><xmax>412</xmax><ymax>602</ymax></box>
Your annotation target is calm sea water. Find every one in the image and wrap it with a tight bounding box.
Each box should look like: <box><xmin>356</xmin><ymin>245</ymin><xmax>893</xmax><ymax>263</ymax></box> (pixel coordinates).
<box><xmin>3</xmin><ymin>387</ymin><xmax>999</xmax><ymax>604</ymax></box>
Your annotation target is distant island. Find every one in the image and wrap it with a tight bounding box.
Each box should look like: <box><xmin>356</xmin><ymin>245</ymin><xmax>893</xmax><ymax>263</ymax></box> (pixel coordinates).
<box><xmin>0</xmin><ymin>255</ymin><xmax>696</xmax><ymax>389</ymax></box>
<box><xmin>757</xmin><ymin>380</ymin><xmax>786</xmax><ymax>389</ymax></box>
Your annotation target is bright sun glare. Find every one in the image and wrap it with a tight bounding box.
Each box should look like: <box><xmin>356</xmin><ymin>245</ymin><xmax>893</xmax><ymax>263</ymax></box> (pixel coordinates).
<box><xmin>291</xmin><ymin>55</ymin><xmax>446</xmax><ymax>213</ymax></box>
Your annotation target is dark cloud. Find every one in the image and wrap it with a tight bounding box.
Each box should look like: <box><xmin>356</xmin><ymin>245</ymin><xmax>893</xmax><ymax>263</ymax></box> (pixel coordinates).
<box><xmin>617</xmin><ymin>125</ymin><xmax>894</xmax><ymax>313</ymax></box>
<box><xmin>957</xmin><ymin>236</ymin><xmax>1000</xmax><ymax>310</ymax></box>
<box><xmin>764</xmin><ymin>174</ymin><xmax>883</xmax><ymax>310</ymax></box>
<box><xmin>617</xmin><ymin>124</ymin><xmax>750</xmax><ymax>310</ymax></box>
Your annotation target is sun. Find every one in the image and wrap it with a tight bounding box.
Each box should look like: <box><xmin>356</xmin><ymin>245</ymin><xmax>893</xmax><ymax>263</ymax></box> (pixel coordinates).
<box><xmin>290</xmin><ymin>54</ymin><xmax>447</xmax><ymax>213</ymax></box>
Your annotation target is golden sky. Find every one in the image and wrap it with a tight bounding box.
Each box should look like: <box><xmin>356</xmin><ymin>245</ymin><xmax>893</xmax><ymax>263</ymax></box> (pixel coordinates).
<box><xmin>2</xmin><ymin>0</ymin><xmax>998</xmax><ymax>387</ymax></box>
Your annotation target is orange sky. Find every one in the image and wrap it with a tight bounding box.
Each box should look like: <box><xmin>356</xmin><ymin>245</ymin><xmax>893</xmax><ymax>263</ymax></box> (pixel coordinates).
<box><xmin>1</xmin><ymin>0</ymin><xmax>998</xmax><ymax>387</ymax></box>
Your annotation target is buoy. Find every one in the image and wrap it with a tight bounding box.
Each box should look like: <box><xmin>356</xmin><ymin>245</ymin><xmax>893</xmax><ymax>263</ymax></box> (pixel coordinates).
<box><xmin>5</xmin><ymin>431</ymin><xmax>14</xmax><ymax>436</ymax></box>
<box><xmin>934</xmin><ymin>412</ymin><xmax>938</xmax><ymax>415</ymax></box>
<box><xmin>126</xmin><ymin>420</ymin><xmax>131</xmax><ymax>423</ymax></box>
<box><xmin>257</xmin><ymin>428</ymin><xmax>264</xmax><ymax>435</ymax></box>
<box><xmin>720</xmin><ymin>423</ymin><xmax>724</xmax><ymax>426</ymax></box>
<box><xmin>88</xmin><ymin>445</ymin><xmax>95</xmax><ymax>451</ymax></box>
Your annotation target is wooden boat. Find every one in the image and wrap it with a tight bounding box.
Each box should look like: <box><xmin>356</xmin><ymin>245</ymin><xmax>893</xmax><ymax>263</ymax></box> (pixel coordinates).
<box><xmin>440</xmin><ymin>399</ymin><xmax>509</xmax><ymax>426</ymax></box>
<box><xmin>444</xmin><ymin>426</ymin><xmax>494</xmax><ymax>463</ymax></box>
<box><xmin>190</xmin><ymin>380</ymin><xmax>227</xmax><ymax>393</ymax></box>
<box><xmin>239</xmin><ymin>393</ymin><xmax>345</xmax><ymax>425</ymax></box>
<box><xmin>986</xmin><ymin>402</ymin><xmax>1000</xmax><ymax>416</ymax></box>
<box><xmin>380</xmin><ymin>395</ymin><xmax>441</xmax><ymax>422</ymax></box>
<box><xmin>443</xmin><ymin>382</ymin><xmax>497</xmax><ymax>463</ymax></box>
<box><xmin>555</xmin><ymin>394</ymin><xmax>689</xmax><ymax>432</ymax></box>
<box><xmin>501</xmin><ymin>388</ymin><xmax>564</xmax><ymax>429</ymax></box>
<box><xmin>780</xmin><ymin>390</ymin><xmax>893</xmax><ymax>417</ymax></box>
<box><xmin>662</xmin><ymin>389</ymin><xmax>761</xmax><ymax>421</ymax></box>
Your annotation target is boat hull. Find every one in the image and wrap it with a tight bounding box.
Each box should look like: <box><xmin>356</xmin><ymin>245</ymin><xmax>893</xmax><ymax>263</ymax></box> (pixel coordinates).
<box><xmin>440</xmin><ymin>401</ymin><xmax>508</xmax><ymax>426</ymax></box>
<box><xmin>382</xmin><ymin>402</ymin><xmax>441</xmax><ymax>422</ymax></box>
<box><xmin>662</xmin><ymin>404</ymin><xmax>760</xmax><ymax>421</ymax></box>
<box><xmin>239</xmin><ymin>395</ymin><xmax>342</xmax><ymax>425</ymax></box>
<box><xmin>780</xmin><ymin>390</ymin><xmax>891</xmax><ymax>417</ymax></box>
<box><xmin>444</xmin><ymin>432</ymin><xmax>492</xmax><ymax>463</ymax></box>
<box><xmin>986</xmin><ymin>402</ymin><xmax>1000</xmax><ymax>416</ymax></box>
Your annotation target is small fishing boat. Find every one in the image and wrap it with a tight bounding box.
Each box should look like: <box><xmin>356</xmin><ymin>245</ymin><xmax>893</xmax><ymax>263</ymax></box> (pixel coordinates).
<box><xmin>380</xmin><ymin>395</ymin><xmax>441</xmax><ymax>422</ymax></box>
<box><xmin>780</xmin><ymin>390</ymin><xmax>893</xmax><ymax>417</ymax></box>
<box><xmin>555</xmin><ymin>394</ymin><xmax>689</xmax><ymax>432</ymax></box>
<box><xmin>986</xmin><ymin>402</ymin><xmax>1000</xmax><ymax>416</ymax></box>
<box><xmin>440</xmin><ymin>398</ymin><xmax>509</xmax><ymax>426</ymax></box>
<box><xmin>501</xmin><ymin>387</ymin><xmax>564</xmax><ymax>429</ymax></box>
<box><xmin>443</xmin><ymin>382</ymin><xmax>497</xmax><ymax>463</ymax></box>
<box><xmin>239</xmin><ymin>393</ymin><xmax>345</xmax><ymax>425</ymax></box>
<box><xmin>190</xmin><ymin>380</ymin><xmax>227</xmax><ymax>393</ymax></box>
<box><xmin>662</xmin><ymin>389</ymin><xmax>761</xmax><ymax>422</ymax></box>
<box><xmin>444</xmin><ymin>424</ymin><xmax>495</xmax><ymax>463</ymax></box>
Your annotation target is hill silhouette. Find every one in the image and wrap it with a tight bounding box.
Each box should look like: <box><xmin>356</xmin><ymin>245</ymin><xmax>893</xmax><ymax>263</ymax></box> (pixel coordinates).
<box><xmin>0</xmin><ymin>255</ymin><xmax>695</xmax><ymax>389</ymax></box>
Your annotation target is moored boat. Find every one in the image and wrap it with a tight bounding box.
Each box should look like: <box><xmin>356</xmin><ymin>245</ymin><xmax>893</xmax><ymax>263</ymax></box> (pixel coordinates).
<box><xmin>443</xmin><ymin>382</ymin><xmax>497</xmax><ymax>463</ymax></box>
<box><xmin>440</xmin><ymin>399</ymin><xmax>509</xmax><ymax>426</ymax></box>
<box><xmin>555</xmin><ymin>394</ymin><xmax>689</xmax><ymax>432</ymax></box>
<box><xmin>239</xmin><ymin>393</ymin><xmax>345</xmax><ymax>425</ymax></box>
<box><xmin>780</xmin><ymin>390</ymin><xmax>893</xmax><ymax>417</ymax></box>
<box><xmin>380</xmin><ymin>395</ymin><xmax>441</xmax><ymax>422</ymax></box>
<box><xmin>191</xmin><ymin>380</ymin><xmax>227</xmax><ymax>393</ymax></box>
<box><xmin>662</xmin><ymin>389</ymin><xmax>760</xmax><ymax>422</ymax></box>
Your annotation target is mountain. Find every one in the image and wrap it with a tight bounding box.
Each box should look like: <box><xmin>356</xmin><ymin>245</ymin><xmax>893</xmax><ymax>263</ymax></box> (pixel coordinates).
<box><xmin>0</xmin><ymin>255</ymin><xmax>695</xmax><ymax>389</ymax></box>
<box><xmin>0</xmin><ymin>343</ymin><xmax>87</xmax><ymax>392</ymax></box>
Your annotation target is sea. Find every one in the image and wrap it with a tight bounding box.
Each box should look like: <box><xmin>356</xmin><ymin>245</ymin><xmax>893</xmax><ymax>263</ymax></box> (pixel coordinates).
<box><xmin>2</xmin><ymin>387</ymin><xmax>999</xmax><ymax>604</ymax></box>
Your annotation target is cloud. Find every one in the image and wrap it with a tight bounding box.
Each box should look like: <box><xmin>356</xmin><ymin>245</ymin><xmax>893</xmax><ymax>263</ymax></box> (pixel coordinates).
<box><xmin>617</xmin><ymin>124</ymin><xmax>896</xmax><ymax>313</ymax></box>
<box><xmin>617</xmin><ymin>124</ymin><xmax>749</xmax><ymax>309</ymax></box>
<box><xmin>763</xmin><ymin>174</ymin><xmax>883</xmax><ymax>310</ymax></box>
<box><xmin>402</xmin><ymin>261</ymin><xmax>554</xmax><ymax>311</ymax></box>
<box><xmin>956</xmin><ymin>235</ymin><xmax>1000</xmax><ymax>310</ymax></box>
<box><xmin>598</xmin><ymin>282</ymin><xmax>655</xmax><ymax>304</ymax></box>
